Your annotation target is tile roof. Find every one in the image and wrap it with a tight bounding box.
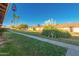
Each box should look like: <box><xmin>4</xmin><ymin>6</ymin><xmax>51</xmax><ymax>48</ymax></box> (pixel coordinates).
<box><xmin>0</xmin><ymin>3</ymin><xmax>9</xmax><ymax>25</ymax></box>
<box><xmin>33</xmin><ymin>23</ymin><xmax>79</xmax><ymax>28</ymax></box>
<box><xmin>55</xmin><ymin>23</ymin><xmax>79</xmax><ymax>28</ymax></box>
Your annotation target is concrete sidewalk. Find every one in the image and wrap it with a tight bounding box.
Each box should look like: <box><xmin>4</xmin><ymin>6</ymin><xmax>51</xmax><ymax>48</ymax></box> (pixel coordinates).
<box><xmin>66</xmin><ymin>49</ymin><xmax>79</xmax><ymax>56</ymax></box>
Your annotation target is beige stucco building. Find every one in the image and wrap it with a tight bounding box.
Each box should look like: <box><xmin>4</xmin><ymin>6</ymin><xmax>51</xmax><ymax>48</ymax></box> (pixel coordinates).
<box><xmin>55</xmin><ymin>23</ymin><xmax>79</xmax><ymax>32</ymax></box>
<box><xmin>29</xmin><ymin>23</ymin><xmax>79</xmax><ymax>33</ymax></box>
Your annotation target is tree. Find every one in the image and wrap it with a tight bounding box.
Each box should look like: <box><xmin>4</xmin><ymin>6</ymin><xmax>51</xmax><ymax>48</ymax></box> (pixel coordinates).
<box><xmin>10</xmin><ymin>25</ymin><xmax>16</xmax><ymax>29</ymax></box>
<box><xmin>37</xmin><ymin>24</ymin><xmax>41</xmax><ymax>27</ymax></box>
<box><xmin>17</xmin><ymin>24</ymin><xmax>28</xmax><ymax>30</ymax></box>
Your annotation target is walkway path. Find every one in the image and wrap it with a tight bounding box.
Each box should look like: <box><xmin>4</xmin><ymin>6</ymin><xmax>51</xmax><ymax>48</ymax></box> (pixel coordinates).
<box><xmin>66</xmin><ymin>49</ymin><xmax>79</xmax><ymax>56</ymax></box>
<box><xmin>8</xmin><ymin>30</ymin><xmax>79</xmax><ymax>56</ymax></box>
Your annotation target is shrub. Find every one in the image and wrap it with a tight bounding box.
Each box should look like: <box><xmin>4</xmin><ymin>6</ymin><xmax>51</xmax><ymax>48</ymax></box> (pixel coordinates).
<box><xmin>16</xmin><ymin>24</ymin><xmax>28</xmax><ymax>30</ymax></box>
<box><xmin>42</xmin><ymin>26</ymin><xmax>71</xmax><ymax>38</ymax></box>
<box><xmin>0</xmin><ymin>28</ymin><xmax>7</xmax><ymax>32</ymax></box>
<box><xmin>0</xmin><ymin>28</ymin><xmax>7</xmax><ymax>36</ymax></box>
<box><xmin>10</xmin><ymin>25</ymin><xmax>16</xmax><ymax>29</ymax></box>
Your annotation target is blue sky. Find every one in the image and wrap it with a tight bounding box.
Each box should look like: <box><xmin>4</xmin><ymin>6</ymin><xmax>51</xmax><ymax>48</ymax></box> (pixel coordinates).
<box><xmin>3</xmin><ymin>3</ymin><xmax>79</xmax><ymax>26</ymax></box>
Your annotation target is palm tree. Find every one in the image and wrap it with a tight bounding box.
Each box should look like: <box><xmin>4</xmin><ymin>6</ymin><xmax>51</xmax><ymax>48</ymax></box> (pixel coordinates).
<box><xmin>11</xmin><ymin>3</ymin><xmax>20</xmax><ymax>26</ymax></box>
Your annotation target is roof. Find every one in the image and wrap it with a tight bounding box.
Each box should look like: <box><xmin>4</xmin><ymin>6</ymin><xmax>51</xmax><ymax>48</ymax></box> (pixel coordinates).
<box><xmin>54</xmin><ymin>23</ymin><xmax>79</xmax><ymax>28</ymax></box>
<box><xmin>0</xmin><ymin>3</ymin><xmax>9</xmax><ymax>25</ymax></box>
<box><xmin>32</xmin><ymin>23</ymin><xmax>79</xmax><ymax>28</ymax></box>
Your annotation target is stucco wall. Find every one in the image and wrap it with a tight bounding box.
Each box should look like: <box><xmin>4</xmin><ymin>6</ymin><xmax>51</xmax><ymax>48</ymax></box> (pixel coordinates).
<box><xmin>73</xmin><ymin>27</ymin><xmax>79</xmax><ymax>32</ymax></box>
<box><xmin>58</xmin><ymin>27</ymin><xmax>79</xmax><ymax>32</ymax></box>
<box><xmin>58</xmin><ymin>28</ymin><xmax>70</xmax><ymax>32</ymax></box>
<box><xmin>63</xmin><ymin>28</ymin><xmax>70</xmax><ymax>31</ymax></box>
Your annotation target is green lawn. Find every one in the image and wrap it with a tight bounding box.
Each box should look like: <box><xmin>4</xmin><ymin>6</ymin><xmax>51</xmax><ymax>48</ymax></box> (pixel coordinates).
<box><xmin>0</xmin><ymin>32</ymin><xmax>66</xmax><ymax>56</ymax></box>
<box><xmin>13</xmin><ymin>30</ymin><xmax>79</xmax><ymax>46</ymax></box>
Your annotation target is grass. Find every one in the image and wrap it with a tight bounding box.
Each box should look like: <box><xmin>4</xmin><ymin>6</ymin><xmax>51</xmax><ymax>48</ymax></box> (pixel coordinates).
<box><xmin>13</xmin><ymin>30</ymin><xmax>79</xmax><ymax>46</ymax></box>
<box><xmin>0</xmin><ymin>32</ymin><xmax>66</xmax><ymax>56</ymax></box>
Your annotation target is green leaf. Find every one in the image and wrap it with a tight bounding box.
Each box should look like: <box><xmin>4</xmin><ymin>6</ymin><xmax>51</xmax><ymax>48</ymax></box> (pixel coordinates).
<box><xmin>13</xmin><ymin>13</ymin><xmax>20</xmax><ymax>19</ymax></box>
<box><xmin>15</xmin><ymin>16</ymin><xmax>20</xmax><ymax>19</ymax></box>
